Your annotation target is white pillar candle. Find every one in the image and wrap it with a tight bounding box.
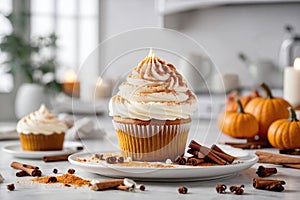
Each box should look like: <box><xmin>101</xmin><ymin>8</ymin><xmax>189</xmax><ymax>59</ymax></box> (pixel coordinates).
<box><xmin>283</xmin><ymin>58</ymin><xmax>300</xmax><ymax>108</ymax></box>
<box><xmin>95</xmin><ymin>78</ymin><xmax>110</xmax><ymax>99</ymax></box>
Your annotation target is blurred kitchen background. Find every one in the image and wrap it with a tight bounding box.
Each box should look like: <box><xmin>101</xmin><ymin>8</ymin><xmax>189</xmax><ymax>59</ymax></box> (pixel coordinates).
<box><xmin>1</xmin><ymin>0</ymin><xmax>300</xmax><ymax>121</ymax></box>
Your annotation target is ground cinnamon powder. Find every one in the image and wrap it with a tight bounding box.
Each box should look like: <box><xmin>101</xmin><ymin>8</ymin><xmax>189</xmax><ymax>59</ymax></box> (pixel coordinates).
<box><xmin>32</xmin><ymin>173</ymin><xmax>90</xmax><ymax>187</ymax></box>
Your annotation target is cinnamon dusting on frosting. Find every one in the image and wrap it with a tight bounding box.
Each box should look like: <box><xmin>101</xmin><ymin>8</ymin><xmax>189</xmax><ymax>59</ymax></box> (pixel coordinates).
<box><xmin>134</xmin><ymin>52</ymin><xmax>186</xmax><ymax>90</ymax></box>
<box><xmin>17</xmin><ymin>104</ymin><xmax>68</xmax><ymax>135</ymax></box>
<box><xmin>109</xmin><ymin>50</ymin><xmax>197</xmax><ymax>120</ymax></box>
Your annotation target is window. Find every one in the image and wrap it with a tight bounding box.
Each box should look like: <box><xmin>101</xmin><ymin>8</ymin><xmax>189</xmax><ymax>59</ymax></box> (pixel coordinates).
<box><xmin>31</xmin><ymin>0</ymin><xmax>99</xmax><ymax>82</ymax></box>
<box><xmin>0</xmin><ymin>0</ymin><xmax>13</xmax><ymax>93</ymax></box>
<box><xmin>0</xmin><ymin>0</ymin><xmax>99</xmax><ymax>93</ymax></box>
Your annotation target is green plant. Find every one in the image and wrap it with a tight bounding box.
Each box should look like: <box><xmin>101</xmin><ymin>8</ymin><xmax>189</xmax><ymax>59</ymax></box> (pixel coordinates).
<box><xmin>0</xmin><ymin>12</ymin><xmax>61</xmax><ymax>92</ymax></box>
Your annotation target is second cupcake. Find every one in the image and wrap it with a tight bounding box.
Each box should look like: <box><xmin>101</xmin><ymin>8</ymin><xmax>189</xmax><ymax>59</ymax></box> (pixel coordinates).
<box><xmin>17</xmin><ymin>104</ymin><xmax>68</xmax><ymax>151</ymax></box>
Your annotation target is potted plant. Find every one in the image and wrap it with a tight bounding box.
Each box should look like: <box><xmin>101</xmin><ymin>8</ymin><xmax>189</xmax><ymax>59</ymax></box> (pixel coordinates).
<box><xmin>0</xmin><ymin>12</ymin><xmax>61</xmax><ymax>118</ymax></box>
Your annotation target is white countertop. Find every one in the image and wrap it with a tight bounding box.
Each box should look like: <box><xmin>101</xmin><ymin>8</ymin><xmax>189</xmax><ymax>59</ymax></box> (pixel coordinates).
<box><xmin>0</xmin><ymin>117</ymin><xmax>300</xmax><ymax>200</ymax></box>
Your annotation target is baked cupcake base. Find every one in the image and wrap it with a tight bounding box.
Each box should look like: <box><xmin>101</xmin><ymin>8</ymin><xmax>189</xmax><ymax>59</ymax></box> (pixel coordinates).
<box><xmin>113</xmin><ymin>117</ymin><xmax>191</xmax><ymax>161</ymax></box>
<box><xmin>19</xmin><ymin>133</ymin><xmax>65</xmax><ymax>151</ymax></box>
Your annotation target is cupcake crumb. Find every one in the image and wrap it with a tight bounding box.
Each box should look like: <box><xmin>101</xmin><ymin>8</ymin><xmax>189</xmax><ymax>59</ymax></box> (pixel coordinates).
<box><xmin>165</xmin><ymin>159</ymin><xmax>173</xmax><ymax>165</ymax></box>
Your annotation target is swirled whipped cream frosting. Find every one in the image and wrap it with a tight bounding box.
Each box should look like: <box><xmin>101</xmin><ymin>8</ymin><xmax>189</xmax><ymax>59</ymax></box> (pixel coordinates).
<box><xmin>109</xmin><ymin>50</ymin><xmax>198</xmax><ymax>120</ymax></box>
<box><xmin>17</xmin><ymin>104</ymin><xmax>68</xmax><ymax>135</ymax></box>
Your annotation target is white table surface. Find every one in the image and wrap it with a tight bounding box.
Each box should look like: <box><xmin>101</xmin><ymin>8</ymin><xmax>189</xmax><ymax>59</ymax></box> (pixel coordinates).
<box><xmin>1</xmin><ymin>118</ymin><xmax>300</xmax><ymax>200</ymax></box>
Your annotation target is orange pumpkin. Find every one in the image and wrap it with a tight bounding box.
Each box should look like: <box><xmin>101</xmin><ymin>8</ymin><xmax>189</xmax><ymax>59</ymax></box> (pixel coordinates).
<box><xmin>244</xmin><ymin>83</ymin><xmax>291</xmax><ymax>139</ymax></box>
<box><xmin>218</xmin><ymin>99</ymin><xmax>259</xmax><ymax>138</ymax></box>
<box><xmin>225</xmin><ymin>90</ymin><xmax>260</xmax><ymax>111</ymax></box>
<box><xmin>268</xmin><ymin>107</ymin><xmax>300</xmax><ymax>150</ymax></box>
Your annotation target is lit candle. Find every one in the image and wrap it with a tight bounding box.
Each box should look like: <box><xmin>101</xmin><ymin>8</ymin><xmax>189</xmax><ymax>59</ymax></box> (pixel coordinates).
<box><xmin>62</xmin><ymin>69</ymin><xmax>80</xmax><ymax>97</ymax></box>
<box><xmin>95</xmin><ymin>77</ymin><xmax>110</xmax><ymax>99</ymax></box>
<box><xmin>283</xmin><ymin>58</ymin><xmax>300</xmax><ymax>108</ymax></box>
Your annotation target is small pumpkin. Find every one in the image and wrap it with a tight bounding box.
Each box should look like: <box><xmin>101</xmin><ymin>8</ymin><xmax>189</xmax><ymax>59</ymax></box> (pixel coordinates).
<box><xmin>218</xmin><ymin>98</ymin><xmax>259</xmax><ymax>138</ymax></box>
<box><xmin>225</xmin><ymin>90</ymin><xmax>260</xmax><ymax>112</ymax></box>
<box><xmin>244</xmin><ymin>82</ymin><xmax>291</xmax><ymax>139</ymax></box>
<box><xmin>268</xmin><ymin>107</ymin><xmax>300</xmax><ymax>150</ymax></box>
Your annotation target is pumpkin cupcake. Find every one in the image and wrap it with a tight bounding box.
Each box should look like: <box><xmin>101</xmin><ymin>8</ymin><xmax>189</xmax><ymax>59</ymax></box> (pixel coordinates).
<box><xmin>109</xmin><ymin>50</ymin><xmax>197</xmax><ymax>161</ymax></box>
<box><xmin>17</xmin><ymin>104</ymin><xmax>68</xmax><ymax>151</ymax></box>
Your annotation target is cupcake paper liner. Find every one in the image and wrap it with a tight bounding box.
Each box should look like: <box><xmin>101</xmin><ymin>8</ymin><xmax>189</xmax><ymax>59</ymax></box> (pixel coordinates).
<box><xmin>113</xmin><ymin>121</ymin><xmax>191</xmax><ymax>161</ymax></box>
<box><xmin>19</xmin><ymin>133</ymin><xmax>65</xmax><ymax>151</ymax></box>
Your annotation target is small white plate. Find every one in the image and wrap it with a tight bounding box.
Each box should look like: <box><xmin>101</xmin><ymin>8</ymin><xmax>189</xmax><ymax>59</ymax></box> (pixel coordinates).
<box><xmin>68</xmin><ymin>150</ymin><xmax>258</xmax><ymax>182</ymax></box>
<box><xmin>2</xmin><ymin>141</ymin><xmax>83</xmax><ymax>159</ymax></box>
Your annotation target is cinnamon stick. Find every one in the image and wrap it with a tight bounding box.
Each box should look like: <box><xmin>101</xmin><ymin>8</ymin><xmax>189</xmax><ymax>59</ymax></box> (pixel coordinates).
<box><xmin>22</xmin><ymin>163</ymin><xmax>39</xmax><ymax>169</ymax></box>
<box><xmin>43</xmin><ymin>154</ymin><xmax>71</xmax><ymax>162</ymax></box>
<box><xmin>211</xmin><ymin>144</ymin><xmax>227</xmax><ymax>154</ymax></box>
<box><xmin>189</xmin><ymin>140</ymin><xmax>202</xmax><ymax>151</ymax></box>
<box><xmin>187</xmin><ymin>149</ymin><xmax>205</xmax><ymax>159</ymax></box>
<box><xmin>265</xmin><ymin>183</ymin><xmax>285</xmax><ymax>192</ymax></box>
<box><xmin>89</xmin><ymin>179</ymin><xmax>124</xmax><ymax>191</ymax></box>
<box><xmin>253</xmin><ymin>178</ymin><xmax>285</xmax><ymax>187</ymax></box>
<box><xmin>187</xmin><ymin>157</ymin><xmax>205</xmax><ymax>166</ymax></box>
<box><xmin>282</xmin><ymin>164</ymin><xmax>300</xmax><ymax>169</ymax></box>
<box><xmin>10</xmin><ymin>161</ymin><xmax>42</xmax><ymax>177</ymax></box>
<box><xmin>279</xmin><ymin>149</ymin><xmax>300</xmax><ymax>155</ymax></box>
<box><xmin>200</xmin><ymin>146</ymin><xmax>227</xmax><ymax>165</ymax></box>
<box><xmin>174</xmin><ymin>155</ymin><xmax>187</xmax><ymax>165</ymax></box>
<box><xmin>256</xmin><ymin>151</ymin><xmax>300</xmax><ymax>164</ymax></box>
<box><xmin>211</xmin><ymin>145</ymin><xmax>236</xmax><ymax>164</ymax></box>
<box><xmin>116</xmin><ymin>185</ymin><xmax>130</xmax><ymax>191</ymax></box>
<box><xmin>189</xmin><ymin>140</ymin><xmax>227</xmax><ymax>165</ymax></box>
<box><xmin>253</xmin><ymin>178</ymin><xmax>285</xmax><ymax>192</ymax></box>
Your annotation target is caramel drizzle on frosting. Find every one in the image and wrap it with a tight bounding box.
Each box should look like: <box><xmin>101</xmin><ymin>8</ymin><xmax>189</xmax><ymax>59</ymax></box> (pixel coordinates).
<box><xmin>134</xmin><ymin>52</ymin><xmax>186</xmax><ymax>91</ymax></box>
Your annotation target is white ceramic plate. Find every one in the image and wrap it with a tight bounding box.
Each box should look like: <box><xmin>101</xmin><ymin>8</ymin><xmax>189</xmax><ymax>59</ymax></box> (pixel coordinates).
<box><xmin>68</xmin><ymin>148</ymin><xmax>258</xmax><ymax>182</ymax></box>
<box><xmin>2</xmin><ymin>141</ymin><xmax>83</xmax><ymax>159</ymax></box>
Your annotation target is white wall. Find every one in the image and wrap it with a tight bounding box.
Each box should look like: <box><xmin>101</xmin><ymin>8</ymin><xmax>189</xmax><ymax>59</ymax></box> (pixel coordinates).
<box><xmin>176</xmin><ymin>3</ymin><xmax>300</xmax><ymax>87</ymax></box>
<box><xmin>99</xmin><ymin>1</ymin><xmax>300</xmax><ymax>88</ymax></box>
<box><xmin>100</xmin><ymin>0</ymin><xmax>160</xmax><ymax>40</ymax></box>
